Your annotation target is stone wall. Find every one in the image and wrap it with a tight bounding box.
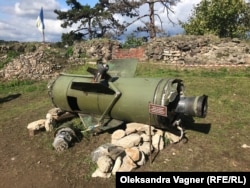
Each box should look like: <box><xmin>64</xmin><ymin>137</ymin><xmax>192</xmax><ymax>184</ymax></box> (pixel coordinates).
<box><xmin>0</xmin><ymin>35</ymin><xmax>250</xmax><ymax>81</ymax></box>
<box><xmin>70</xmin><ymin>35</ymin><xmax>250</xmax><ymax>65</ymax></box>
<box><xmin>0</xmin><ymin>43</ymin><xmax>66</xmax><ymax>81</ymax></box>
<box><xmin>145</xmin><ymin>35</ymin><xmax>250</xmax><ymax>65</ymax></box>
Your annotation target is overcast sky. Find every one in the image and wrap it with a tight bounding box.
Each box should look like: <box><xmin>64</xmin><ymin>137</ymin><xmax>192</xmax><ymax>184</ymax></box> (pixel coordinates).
<box><xmin>0</xmin><ymin>0</ymin><xmax>201</xmax><ymax>42</ymax></box>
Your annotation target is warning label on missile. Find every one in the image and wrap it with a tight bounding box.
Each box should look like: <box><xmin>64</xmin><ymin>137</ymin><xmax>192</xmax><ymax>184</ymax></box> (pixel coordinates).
<box><xmin>149</xmin><ymin>103</ymin><xmax>167</xmax><ymax>117</ymax></box>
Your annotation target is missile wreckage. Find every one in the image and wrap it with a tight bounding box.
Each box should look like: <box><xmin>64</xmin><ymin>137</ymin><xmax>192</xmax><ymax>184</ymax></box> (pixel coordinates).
<box><xmin>47</xmin><ymin>59</ymin><xmax>208</xmax><ymax>151</ymax></box>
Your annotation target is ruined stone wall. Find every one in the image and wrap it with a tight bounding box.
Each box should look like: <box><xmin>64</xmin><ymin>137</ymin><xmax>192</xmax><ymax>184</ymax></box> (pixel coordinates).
<box><xmin>145</xmin><ymin>35</ymin><xmax>250</xmax><ymax>65</ymax></box>
<box><xmin>0</xmin><ymin>43</ymin><xmax>66</xmax><ymax>81</ymax></box>
<box><xmin>0</xmin><ymin>35</ymin><xmax>250</xmax><ymax>81</ymax></box>
<box><xmin>71</xmin><ymin>35</ymin><xmax>250</xmax><ymax>65</ymax></box>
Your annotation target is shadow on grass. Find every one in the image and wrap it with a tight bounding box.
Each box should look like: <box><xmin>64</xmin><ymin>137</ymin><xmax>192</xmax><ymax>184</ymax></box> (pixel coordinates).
<box><xmin>0</xmin><ymin>93</ymin><xmax>21</xmax><ymax>104</ymax></box>
<box><xmin>182</xmin><ymin>115</ymin><xmax>211</xmax><ymax>134</ymax></box>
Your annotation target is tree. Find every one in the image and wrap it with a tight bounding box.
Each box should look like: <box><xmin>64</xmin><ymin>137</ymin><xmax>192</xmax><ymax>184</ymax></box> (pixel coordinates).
<box><xmin>61</xmin><ymin>31</ymin><xmax>83</xmax><ymax>46</ymax></box>
<box><xmin>54</xmin><ymin>0</ymin><xmax>124</xmax><ymax>44</ymax></box>
<box><xmin>55</xmin><ymin>0</ymin><xmax>180</xmax><ymax>43</ymax></box>
<box><xmin>180</xmin><ymin>0</ymin><xmax>250</xmax><ymax>38</ymax></box>
<box><xmin>105</xmin><ymin>0</ymin><xmax>180</xmax><ymax>39</ymax></box>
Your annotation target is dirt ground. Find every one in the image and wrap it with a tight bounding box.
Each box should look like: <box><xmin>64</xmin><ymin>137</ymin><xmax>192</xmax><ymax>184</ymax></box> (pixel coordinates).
<box><xmin>0</xmin><ymin>90</ymin><xmax>118</xmax><ymax>188</ymax></box>
<box><xmin>0</xmin><ymin>82</ymin><xmax>249</xmax><ymax>188</ymax></box>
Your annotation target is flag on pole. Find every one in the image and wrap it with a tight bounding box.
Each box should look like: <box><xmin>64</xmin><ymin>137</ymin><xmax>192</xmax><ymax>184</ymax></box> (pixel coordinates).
<box><xmin>36</xmin><ymin>7</ymin><xmax>45</xmax><ymax>33</ymax></box>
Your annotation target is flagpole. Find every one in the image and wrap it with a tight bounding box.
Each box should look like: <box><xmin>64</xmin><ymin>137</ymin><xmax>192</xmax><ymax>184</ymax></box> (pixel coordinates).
<box><xmin>42</xmin><ymin>30</ymin><xmax>45</xmax><ymax>43</ymax></box>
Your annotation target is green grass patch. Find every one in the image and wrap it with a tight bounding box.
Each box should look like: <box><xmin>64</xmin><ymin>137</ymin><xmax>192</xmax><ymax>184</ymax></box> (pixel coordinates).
<box><xmin>0</xmin><ymin>80</ymin><xmax>48</xmax><ymax>95</ymax></box>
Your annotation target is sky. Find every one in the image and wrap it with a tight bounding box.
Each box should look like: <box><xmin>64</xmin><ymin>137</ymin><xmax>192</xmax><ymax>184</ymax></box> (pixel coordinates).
<box><xmin>0</xmin><ymin>0</ymin><xmax>201</xmax><ymax>43</ymax></box>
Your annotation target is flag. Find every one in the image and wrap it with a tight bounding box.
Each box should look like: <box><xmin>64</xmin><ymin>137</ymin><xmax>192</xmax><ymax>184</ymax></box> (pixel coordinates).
<box><xmin>36</xmin><ymin>7</ymin><xmax>45</xmax><ymax>33</ymax></box>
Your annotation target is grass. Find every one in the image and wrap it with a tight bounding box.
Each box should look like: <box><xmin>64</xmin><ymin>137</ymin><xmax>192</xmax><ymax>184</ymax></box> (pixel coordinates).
<box><xmin>0</xmin><ymin>62</ymin><xmax>249</xmax><ymax>181</ymax></box>
<box><xmin>0</xmin><ymin>79</ymin><xmax>48</xmax><ymax>95</ymax></box>
<box><xmin>135</xmin><ymin>63</ymin><xmax>250</xmax><ymax>78</ymax></box>
<box><xmin>133</xmin><ymin>63</ymin><xmax>249</xmax><ymax>171</ymax></box>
